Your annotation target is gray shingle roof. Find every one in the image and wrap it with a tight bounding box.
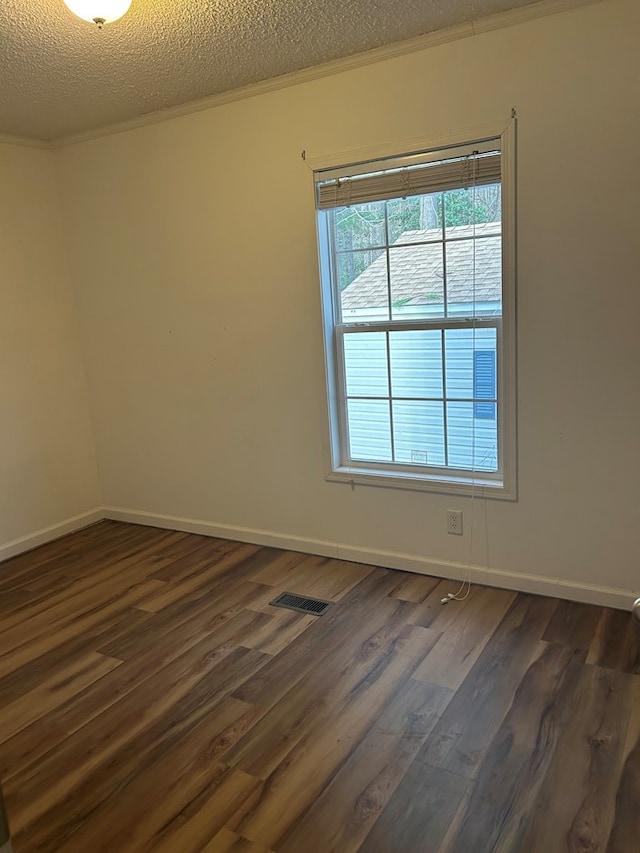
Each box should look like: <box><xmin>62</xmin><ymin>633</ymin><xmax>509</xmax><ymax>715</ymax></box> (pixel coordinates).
<box><xmin>341</xmin><ymin>223</ymin><xmax>501</xmax><ymax>310</ymax></box>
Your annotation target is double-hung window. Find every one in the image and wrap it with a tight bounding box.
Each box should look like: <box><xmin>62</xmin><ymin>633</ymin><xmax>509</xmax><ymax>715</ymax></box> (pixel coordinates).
<box><xmin>313</xmin><ymin>123</ymin><xmax>516</xmax><ymax>498</ymax></box>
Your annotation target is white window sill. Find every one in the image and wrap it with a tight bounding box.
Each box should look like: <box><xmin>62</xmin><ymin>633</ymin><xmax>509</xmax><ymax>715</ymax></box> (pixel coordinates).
<box><xmin>327</xmin><ymin>466</ymin><xmax>516</xmax><ymax>500</ymax></box>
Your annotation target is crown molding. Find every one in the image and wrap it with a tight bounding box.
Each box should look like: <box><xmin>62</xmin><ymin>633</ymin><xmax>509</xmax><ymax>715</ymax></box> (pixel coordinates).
<box><xmin>471</xmin><ymin>0</ymin><xmax>602</xmax><ymax>33</ymax></box>
<box><xmin>39</xmin><ymin>0</ymin><xmax>602</xmax><ymax>150</ymax></box>
<box><xmin>0</xmin><ymin>133</ymin><xmax>50</xmax><ymax>150</ymax></box>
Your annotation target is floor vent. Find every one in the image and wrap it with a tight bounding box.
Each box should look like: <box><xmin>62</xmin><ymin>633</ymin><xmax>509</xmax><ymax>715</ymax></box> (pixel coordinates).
<box><xmin>269</xmin><ymin>592</ymin><xmax>334</xmax><ymax>616</ymax></box>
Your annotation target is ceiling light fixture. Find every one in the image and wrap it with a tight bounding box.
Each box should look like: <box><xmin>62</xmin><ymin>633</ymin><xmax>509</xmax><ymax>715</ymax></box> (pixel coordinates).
<box><xmin>63</xmin><ymin>0</ymin><xmax>132</xmax><ymax>28</ymax></box>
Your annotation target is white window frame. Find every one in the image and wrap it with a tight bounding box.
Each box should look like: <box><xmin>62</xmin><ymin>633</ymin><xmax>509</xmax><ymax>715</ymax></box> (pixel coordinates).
<box><xmin>309</xmin><ymin>120</ymin><xmax>517</xmax><ymax>500</ymax></box>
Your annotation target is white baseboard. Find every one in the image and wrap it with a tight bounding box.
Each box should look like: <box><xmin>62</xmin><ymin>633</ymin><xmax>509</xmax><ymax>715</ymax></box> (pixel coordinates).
<box><xmin>103</xmin><ymin>507</ymin><xmax>341</xmax><ymax>559</ymax></box>
<box><xmin>0</xmin><ymin>508</ymin><xmax>104</xmax><ymax>564</ymax></box>
<box><xmin>103</xmin><ymin>506</ymin><xmax>637</xmax><ymax>611</ymax></box>
<box><xmin>2</xmin><ymin>504</ymin><xmax>634</xmax><ymax>611</ymax></box>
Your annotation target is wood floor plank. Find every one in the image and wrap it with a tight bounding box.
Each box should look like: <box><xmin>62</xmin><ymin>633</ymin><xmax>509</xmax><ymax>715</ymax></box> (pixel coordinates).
<box><xmin>515</xmin><ymin>665</ymin><xmax>640</xmax><ymax>853</ymax></box>
<box><xmin>0</xmin><ymin>521</ymin><xmax>142</xmax><ymax>585</ymax></box>
<box><xmin>231</xmin><ymin>568</ymin><xmax>401</xmax><ymax>709</ymax></box>
<box><xmin>204</xmin><ymin>828</ymin><xmax>276</xmax><ymax>852</ymax></box>
<box><xmin>606</xmin><ymin>733</ymin><xmax>640</xmax><ymax>853</ymax></box>
<box><xmin>0</xmin><ymin>716</ymin><xmax>67</xmax><ymax>785</ymax></box>
<box><xmin>418</xmin><ymin>593</ymin><xmax>558</xmax><ymax>779</ymax></box>
<box><xmin>0</xmin><ymin>651</ymin><xmax>121</xmax><ymax>742</ymax></box>
<box><xmin>147</xmin><ymin>766</ymin><xmax>264</xmax><ymax>853</ymax></box>
<box><xmin>225</xmin><ymin>602</ymin><xmax>437</xmax><ymax>780</ymax></box>
<box><xmin>438</xmin><ymin>642</ymin><xmax>585</xmax><ymax>852</ymax></box>
<box><xmin>542</xmin><ymin>598</ymin><xmax>602</xmax><ymax>650</ymax></box>
<box><xmin>144</xmin><ymin>534</ymin><xmax>236</xmax><ymax>581</ymax></box>
<box><xmin>407</xmin><ymin>580</ymin><xmax>484</xmax><ymax>629</ymax></box>
<box><xmin>277</xmin><ymin>678</ymin><xmax>452</xmax><ymax>853</ymax></box>
<box><xmin>226</xmin><ymin>624</ymin><xmax>441</xmax><ymax>848</ymax></box>
<box><xmin>242</xmin><ymin>549</ymin><xmax>313</xmax><ymax>586</ymax></box>
<box><xmin>0</xmin><ymin>607</ymin><xmax>270</xmax><ymax>786</ymax></box>
<box><xmin>588</xmin><ymin>607</ymin><xmax>640</xmax><ymax>673</ymax></box>
<box><xmin>52</xmin><ymin>713</ymin><xmax>260</xmax><ymax>853</ymax></box>
<box><xmin>97</xmin><ymin>578</ymin><xmax>271</xmax><ymax>661</ymax></box>
<box><xmin>242</xmin><ymin>553</ymin><xmax>376</xmax><ymax>606</ymax></box>
<box><xmin>146</xmin><ymin>538</ymin><xmax>244</xmax><ymax>583</ymax></box>
<box><xmin>275</xmin><ymin>555</ymin><xmax>376</xmax><ymax>602</ymax></box>
<box><xmin>388</xmin><ymin>571</ymin><xmax>442</xmax><ymax>603</ymax></box>
<box><xmin>8</xmin><ymin>645</ymin><xmax>270</xmax><ymax>849</ymax></box>
<box><xmin>0</xmin><ymin>607</ymin><xmax>151</xmax><ymax>706</ymax></box>
<box><xmin>361</xmin><ymin>763</ymin><xmax>471</xmax><ymax>853</ymax></box>
<box><xmin>0</xmin><ymin>521</ymin><xmax>638</xmax><ymax>853</ymax></box>
<box><xmin>0</xmin><ymin>534</ymin><xmax>174</xmax><ymax>643</ymax></box>
<box><xmin>0</xmin><ymin>578</ymin><xmax>166</xmax><ymax>678</ymax></box>
<box><xmin>240</xmin><ymin>608</ymin><xmax>316</xmax><ymax>656</ymax></box>
<box><xmin>412</xmin><ymin>585</ymin><xmax>515</xmax><ymax>690</ymax></box>
<box><xmin>135</xmin><ymin>542</ymin><xmax>261</xmax><ymax>612</ymax></box>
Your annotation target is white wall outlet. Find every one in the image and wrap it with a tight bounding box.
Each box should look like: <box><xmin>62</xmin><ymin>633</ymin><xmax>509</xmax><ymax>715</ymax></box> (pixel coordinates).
<box><xmin>447</xmin><ymin>510</ymin><xmax>463</xmax><ymax>535</ymax></box>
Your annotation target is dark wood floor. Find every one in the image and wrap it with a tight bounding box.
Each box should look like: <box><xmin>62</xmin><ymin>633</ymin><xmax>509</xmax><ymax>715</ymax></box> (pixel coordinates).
<box><xmin>0</xmin><ymin>521</ymin><xmax>638</xmax><ymax>852</ymax></box>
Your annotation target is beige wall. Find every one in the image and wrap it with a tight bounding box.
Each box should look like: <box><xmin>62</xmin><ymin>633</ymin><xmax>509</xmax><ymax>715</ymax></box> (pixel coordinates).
<box><xmin>55</xmin><ymin>0</ymin><xmax>639</xmax><ymax>596</ymax></box>
<box><xmin>0</xmin><ymin>145</ymin><xmax>101</xmax><ymax>552</ymax></box>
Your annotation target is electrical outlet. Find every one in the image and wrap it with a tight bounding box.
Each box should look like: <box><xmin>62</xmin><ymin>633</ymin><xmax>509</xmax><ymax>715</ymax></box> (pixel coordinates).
<box><xmin>447</xmin><ymin>510</ymin><xmax>463</xmax><ymax>535</ymax></box>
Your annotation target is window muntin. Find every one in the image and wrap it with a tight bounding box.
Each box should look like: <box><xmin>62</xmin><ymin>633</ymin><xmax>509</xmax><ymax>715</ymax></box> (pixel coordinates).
<box><xmin>315</xmin><ymin>130</ymin><xmax>515</xmax><ymax>496</ymax></box>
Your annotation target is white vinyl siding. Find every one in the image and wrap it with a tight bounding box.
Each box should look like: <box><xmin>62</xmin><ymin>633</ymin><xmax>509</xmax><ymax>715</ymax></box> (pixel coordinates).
<box><xmin>342</xmin><ymin>327</ymin><xmax>497</xmax><ymax>472</ymax></box>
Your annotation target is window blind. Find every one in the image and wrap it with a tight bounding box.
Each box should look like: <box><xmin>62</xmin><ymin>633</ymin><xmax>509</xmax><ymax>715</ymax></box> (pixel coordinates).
<box><xmin>316</xmin><ymin>151</ymin><xmax>501</xmax><ymax>210</ymax></box>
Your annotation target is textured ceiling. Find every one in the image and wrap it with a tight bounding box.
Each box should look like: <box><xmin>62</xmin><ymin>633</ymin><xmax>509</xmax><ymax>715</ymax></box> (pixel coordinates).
<box><xmin>2</xmin><ymin>0</ymin><xmax>548</xmax><ymax>142</ymax></box>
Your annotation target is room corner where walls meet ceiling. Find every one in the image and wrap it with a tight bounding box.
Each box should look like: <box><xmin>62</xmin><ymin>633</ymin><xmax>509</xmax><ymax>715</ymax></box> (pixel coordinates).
<box><xmin>0</xmin><ymin>0</ymin><xmax>603</xmax><ymax>144</ymax></box>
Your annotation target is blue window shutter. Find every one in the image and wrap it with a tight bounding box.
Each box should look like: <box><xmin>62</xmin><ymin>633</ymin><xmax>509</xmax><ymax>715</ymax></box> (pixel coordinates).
<box><xmin>474</xmin><ymin>350</ymin><xmax>496</xmax><ymax>420</ymax></box>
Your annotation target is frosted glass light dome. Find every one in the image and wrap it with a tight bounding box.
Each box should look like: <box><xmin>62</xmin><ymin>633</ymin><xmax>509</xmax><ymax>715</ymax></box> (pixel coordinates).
<box><xmin>63</xmin><ymin>0</ymin><xmax>132</xmax><ymax>27</ymax></box>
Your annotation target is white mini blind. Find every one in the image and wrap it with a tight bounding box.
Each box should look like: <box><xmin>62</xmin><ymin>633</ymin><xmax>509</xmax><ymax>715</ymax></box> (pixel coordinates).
<box><xmin>316</xmin><ymin>151</ymin><xmax>501</xmax><ymax>210</ymax></box>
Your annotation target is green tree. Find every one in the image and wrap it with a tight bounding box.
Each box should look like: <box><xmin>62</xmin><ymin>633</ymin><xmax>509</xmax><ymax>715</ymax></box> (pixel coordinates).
<box><xmin>334</xmin><ymin>185</ymin><xmax>500</xmax><ymax>291</ymax></box>
<box><xmin>438</xmin><ymin>186</ymin><xmax>500</xmax><ymax>226</ymax></box>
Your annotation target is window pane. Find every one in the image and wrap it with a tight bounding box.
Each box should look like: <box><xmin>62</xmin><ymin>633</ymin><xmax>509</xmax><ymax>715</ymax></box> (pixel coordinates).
<box><xmin>445</xmin><ymin>235</ymin><xmax>502</xmax><ymax>317</ymax></box>
<box><xmin>338</xmin><ymin>247</ymin><xmax>388</xmax><ymax>321</ymax></box>
<box><xmin>389</xmin><ymin>240</ymin><xmax>444</xmax><ymax>320</ymax></box>
<box><xmin>347</xmin><ymin>399</ymin><xmax>392</xmax><ymax>462</ymax></box>
<box><xmin>389</xmin><ymin>330</ymin><xmax>443</xmax><ymax>399</ymax></box>
<box><xmin>445</xmin><ymin>328</ymin><xmax>497</xmax><ymax>400</ymax></box>
<box><xmin>447</xmin><ymin>402</ymin><xmax>498</xmax><ymax>471</ymax></box>
<box><xmin>443</xmin><ymin>184</ymin><xmax>501</xmax><ymax>236</ymax></box>
<box><xmin>335</xmin><ymin>203</ymin><xmax>386</xmax><ymax>250</ymax></box>
<box><xmin>344</xmin><ymin>332</ymin><xmax>389</xmax><ymax>398</ymax></box>
<box><xmin>387</xmin><ymin>194</ymin><xmax>442</xmax><ymax>244</ymax></box>
<box><xmin>393</xmin><ymin>401</ymin><xmax>446</xmax><ymax>467</ymax></box>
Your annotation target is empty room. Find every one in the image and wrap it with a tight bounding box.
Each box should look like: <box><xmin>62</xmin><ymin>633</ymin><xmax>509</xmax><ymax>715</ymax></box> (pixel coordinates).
<box><xmin>0</xmin><ymin>0</ymin><xmax>638</xmax><ymax>850</ymax></box>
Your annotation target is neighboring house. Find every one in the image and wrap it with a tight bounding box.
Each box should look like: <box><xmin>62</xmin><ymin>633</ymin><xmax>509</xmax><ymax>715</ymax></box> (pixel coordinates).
<box><xmin>338</xmin><ymin>223</ymin><xmax>502</xmax><ymax>471</ymax></box>
<box><xmin>341</xmin><ymin>222</ymin><xmax>502</xmax><ymax>319</ymax></box>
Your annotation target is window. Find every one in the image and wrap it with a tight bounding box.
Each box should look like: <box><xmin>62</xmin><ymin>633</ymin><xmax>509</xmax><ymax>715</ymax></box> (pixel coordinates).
<box><xmin>313</xmin><ymin>123</ymin><xmax>516</xmax><ymax>498</ymax></box>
